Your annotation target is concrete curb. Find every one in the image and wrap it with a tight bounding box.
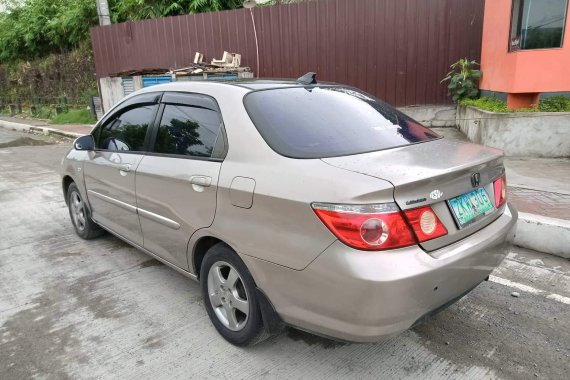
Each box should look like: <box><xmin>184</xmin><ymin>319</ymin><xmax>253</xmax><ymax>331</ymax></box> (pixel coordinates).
<box><xmin>30</xmin><ymin>126</ymin><xmax>82</xmax><ymax>139</ymax></box>
<box><xmin>0</xmin><ymin>119</ymin><xmax>81</xmax><ymax>139</ymax></box>
<box><xmin>515</xmin><ymin>212</ymin><xmax>570</xmax><ymax>259</ymax></box>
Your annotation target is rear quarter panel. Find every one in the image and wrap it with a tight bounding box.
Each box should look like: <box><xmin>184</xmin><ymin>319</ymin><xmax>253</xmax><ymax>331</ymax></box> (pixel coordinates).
<box><xmin>197</xmin><ymin>90</ymin><xmax>396</xmax><ymax>270</ymax></box>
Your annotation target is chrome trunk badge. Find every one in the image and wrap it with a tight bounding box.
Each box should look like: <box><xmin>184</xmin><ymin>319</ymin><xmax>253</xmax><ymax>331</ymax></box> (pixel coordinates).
<box><xmin>429</xmin><ymin>189</ymin><xmax>443</xmax><ymax>200</ymax></box>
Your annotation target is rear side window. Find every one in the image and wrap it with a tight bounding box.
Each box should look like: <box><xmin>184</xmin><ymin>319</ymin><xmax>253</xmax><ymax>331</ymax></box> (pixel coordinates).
<box><xmin>97</xmin><ymin>104</ymin><xmax>157</xmax><ymax>151</ymax></box>
<box><xmin>244</xmin><ymin>86</ymin><xmax>440</xmax><ymax>158</ymax></box>
<box><xmin>154</xmin><ymin>104</ymin><xmax>222</xmax><ymax>157</ymax></box>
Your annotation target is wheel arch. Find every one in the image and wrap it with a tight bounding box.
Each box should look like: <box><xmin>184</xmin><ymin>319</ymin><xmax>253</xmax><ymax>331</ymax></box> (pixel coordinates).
<box><xmin>189</xmin><ymin>235</ymin><xmax>254</xmax><ymax>282</ymax></box>
<box><xmin>62</xmin><ymin>174</ymin><xmax>92</xmax><ymax>214</ymax></box>
<box><xmin>62</xmin><ymin>175</ymin><xmax>75</xmax><ymax>205</ymax></box>
<box><xmin>191</xmin><ymin>236</ymin><xmax>224</xmax><ymax>278</ymax></box>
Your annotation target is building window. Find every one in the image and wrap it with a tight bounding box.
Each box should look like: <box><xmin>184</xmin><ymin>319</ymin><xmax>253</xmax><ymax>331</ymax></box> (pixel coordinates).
<box><xmin>510</xmin><ymin>0</ymin><xmax>568</xmax><ymax>50</ymax></box>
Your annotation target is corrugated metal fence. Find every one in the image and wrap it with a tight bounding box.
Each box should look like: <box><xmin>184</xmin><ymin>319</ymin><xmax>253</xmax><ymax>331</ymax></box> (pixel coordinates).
<box><xmin>90</xmin><ymin>0</ymin><xmax>484</xmax><ymax>106</ymax></box>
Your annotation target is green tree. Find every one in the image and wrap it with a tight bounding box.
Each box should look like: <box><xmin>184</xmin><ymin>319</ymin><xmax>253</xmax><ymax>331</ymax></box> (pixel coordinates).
<box><xmin>0</xmin><ymin>0</ymin><xmax>245</xmax><ymax>64</ymax></box>
<box><xmin>111</xmin><ymin>0</ymin><xmax>243</xmax><ymax>22</ymax></box>
<box><xmin>0</xmin><ymin>0</ymin><xmax>97</xmax><ymax>63</ymax></box>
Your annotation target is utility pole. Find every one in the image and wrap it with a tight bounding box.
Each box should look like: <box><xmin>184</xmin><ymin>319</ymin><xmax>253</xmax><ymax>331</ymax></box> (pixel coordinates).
<box><xmin>96</xmin><ymin>0</ymin><xmax>111</xmax><ymax>26</ymax></box>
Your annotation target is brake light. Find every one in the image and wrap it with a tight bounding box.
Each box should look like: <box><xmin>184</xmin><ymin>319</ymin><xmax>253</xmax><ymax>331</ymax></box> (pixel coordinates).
<box><xmin>493</xmin><ymin>175</ymin><xmax>507</xmax><ymax>207</ymax></box>
<box><xmin>403</xmin><ymin>206</ymin><xmax>448</xmax><ymax>242</ymax></box>
<box><xmin>312</xmin><ymin>203</ymin><xmax>416</xmax><ymax>250</ymax></box>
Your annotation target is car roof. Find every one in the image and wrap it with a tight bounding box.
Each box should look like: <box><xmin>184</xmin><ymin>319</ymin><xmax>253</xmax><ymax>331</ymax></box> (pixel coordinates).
<box><xmin>133</xmin><ymin>78</ymin><xmax>338</xmax><ymax>95</ymax></box>
<box><xmin>224</xmin><ymin>79</ymin><xmax>335</xmax><ymax>90</ymax></box>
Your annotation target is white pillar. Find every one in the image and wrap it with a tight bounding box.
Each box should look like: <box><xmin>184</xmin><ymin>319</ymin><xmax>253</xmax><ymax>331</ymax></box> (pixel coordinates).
<box><xmin>96</xmin><ymin>0</ymin><xmax>111</xmax><ymax>26</ymax></box>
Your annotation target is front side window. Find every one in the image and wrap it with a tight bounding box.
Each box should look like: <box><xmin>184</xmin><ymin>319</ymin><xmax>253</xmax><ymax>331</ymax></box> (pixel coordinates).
<box><xmin>510</xmin><ymin>0</ymin><xmax>568</xmax><ymax>50</ymax></box>
<box><xmin>154</xmin><ymin>104</ymin><xmax>222</xmax><ymax>158</ymax></box>
<box><xmin>97</xmin><ymin>104</ymin><xmax>157</xmax><ymax>151</ymax></box>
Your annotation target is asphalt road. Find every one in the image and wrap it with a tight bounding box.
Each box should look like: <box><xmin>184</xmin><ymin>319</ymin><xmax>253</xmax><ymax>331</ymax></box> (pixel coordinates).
<box><xmin>0</xmin><ymin>129</ymin><xmax>569</xmax><ymax>380</ymax></box>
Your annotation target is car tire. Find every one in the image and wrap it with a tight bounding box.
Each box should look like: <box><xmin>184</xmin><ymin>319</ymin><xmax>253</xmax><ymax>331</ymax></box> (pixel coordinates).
<box><xmin>200</xmin><ymin>243</ymin><xmax>269</xmax><ymax>346</ymax></box>
<box><xmin>67</xmin><ymin>183</ymin><xmax>104</xmax><ymax>240</ymax></box>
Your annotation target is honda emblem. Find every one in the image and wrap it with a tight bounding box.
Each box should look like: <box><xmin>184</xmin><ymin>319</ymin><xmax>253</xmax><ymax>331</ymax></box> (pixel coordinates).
<box><xmin>429</xmin><ymin>189</ymin><xmax>443</xmax><ymax>200</ymax></box>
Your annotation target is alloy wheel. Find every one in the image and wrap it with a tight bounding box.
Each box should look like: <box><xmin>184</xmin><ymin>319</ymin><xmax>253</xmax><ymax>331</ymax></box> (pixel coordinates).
<box><xmin>207</xmin><ymin>261</ymin><xmax>250</xmax><ymax>331</ymax></box>
<box><xmin>70</xmin><ymin>191</ymin><xmax>86</xmax><ymax>232</ymax></box>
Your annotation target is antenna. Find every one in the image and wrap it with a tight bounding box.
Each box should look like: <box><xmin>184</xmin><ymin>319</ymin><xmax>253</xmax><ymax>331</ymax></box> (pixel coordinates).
<box><xmin>297</xmin><ymin>72</ymin><xmax>317</xmax><ymax>85</ymax></box>
<box><xmin>244</xmin><ymin>0</ymin><xmax>260</xmax><ymax>78</ymax></box>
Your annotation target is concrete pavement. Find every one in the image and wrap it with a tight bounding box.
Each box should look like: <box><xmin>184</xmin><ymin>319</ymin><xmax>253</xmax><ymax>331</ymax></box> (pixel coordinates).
<box><xmin>0</xmin><ymin>129</ymin><xmax>569</xmax><ymax>379</ymax></box>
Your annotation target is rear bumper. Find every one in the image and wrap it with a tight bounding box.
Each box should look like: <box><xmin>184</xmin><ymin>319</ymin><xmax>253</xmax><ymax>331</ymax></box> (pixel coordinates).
<box><xmin>243</xmin><ymin>203</ymin><xmax>518</xmax><ymax>342</ymax></box>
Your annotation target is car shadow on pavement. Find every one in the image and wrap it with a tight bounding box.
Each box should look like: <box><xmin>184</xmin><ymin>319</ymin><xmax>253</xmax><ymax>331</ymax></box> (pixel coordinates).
<box><xmin>284</xmin><ymin>327</ymin><xmax>348</xmax><ymax>349</ymax></box>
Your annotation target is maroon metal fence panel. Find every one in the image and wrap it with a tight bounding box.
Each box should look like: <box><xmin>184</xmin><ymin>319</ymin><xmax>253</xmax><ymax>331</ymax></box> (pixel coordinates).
<box><xmin>90</xmin><ymin>0</ymin><xmax>484</xmax><ymax>106</ymax></box>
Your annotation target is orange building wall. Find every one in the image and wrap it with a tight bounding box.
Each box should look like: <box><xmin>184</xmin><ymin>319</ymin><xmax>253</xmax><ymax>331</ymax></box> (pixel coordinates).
<box><xmin>480</xmin><ymin>0</ymin><xmax>570</xmax><ymax>94</ymax></box>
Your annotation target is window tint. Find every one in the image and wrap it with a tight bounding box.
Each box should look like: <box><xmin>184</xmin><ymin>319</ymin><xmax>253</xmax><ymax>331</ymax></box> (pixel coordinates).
<box><xmin>154</xmin><ymin>104</ymin><xmax>222</xmax><ymax>157</ymax></box>
<box><xmin>244</xmin><ymin>86</ymin><xmax>440</xmax><ymax>159</ymax></box>
<box><xmin>97</xmin><ymin>104</ymin><xmax>156</xmax><ymax>151</ymax></box>
<box><xmin>510</xmin><ymin>0</ymin><xmax>568</xmax><ymax>50</ymax></box>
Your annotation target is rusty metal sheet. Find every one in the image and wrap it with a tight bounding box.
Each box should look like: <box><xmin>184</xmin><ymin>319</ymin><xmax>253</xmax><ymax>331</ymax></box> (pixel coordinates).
<box><xmin>90</xmin><ymin>0</ymin><xmax>484</xmax><ymax>106</ymax></box>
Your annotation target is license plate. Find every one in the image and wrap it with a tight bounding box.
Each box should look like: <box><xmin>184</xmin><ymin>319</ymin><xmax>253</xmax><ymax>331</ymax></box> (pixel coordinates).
<box><xmin>448</xmin><ymin>188</ymin><xmax>495</xmax><ymax>228</ymax></box>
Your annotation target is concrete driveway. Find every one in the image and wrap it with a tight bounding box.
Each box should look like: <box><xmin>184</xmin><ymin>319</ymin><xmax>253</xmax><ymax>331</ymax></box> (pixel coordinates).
<box><xmin>0</xmin><ymin>129</ymin><xmax>569</xmax><ymax>380</ymax></box>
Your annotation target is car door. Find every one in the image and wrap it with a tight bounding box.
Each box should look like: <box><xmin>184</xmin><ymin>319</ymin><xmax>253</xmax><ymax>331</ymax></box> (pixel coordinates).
<box><xmin>134</xmin><ymin>92</ymin><xmax>226</xmax><ymax>269</ymax></box>
<box><xmin>84</xmin><ymin>93</ymin><xmax>161</xmax><ymax>246</ymax></box>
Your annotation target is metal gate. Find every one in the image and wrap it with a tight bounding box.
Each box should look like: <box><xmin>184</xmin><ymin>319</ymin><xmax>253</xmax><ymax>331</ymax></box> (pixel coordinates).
<box><xmin>122</xmin><ymin>77</ymin><xmax>135</xmax><ymax>96</ymax></box>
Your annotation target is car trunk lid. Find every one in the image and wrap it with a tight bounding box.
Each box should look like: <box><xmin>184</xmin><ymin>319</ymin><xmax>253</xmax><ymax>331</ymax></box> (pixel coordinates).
<box><xmin>321</xmin><ymin>138</ymin><xmax>506</xmax><ymax>252</ymax></box>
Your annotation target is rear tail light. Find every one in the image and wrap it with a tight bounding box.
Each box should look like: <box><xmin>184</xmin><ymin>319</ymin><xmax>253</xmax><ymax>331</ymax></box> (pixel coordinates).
<box><xmin>403</xmin><ymin>206</ymin><xmax>448</xmax><ymax>242</ymax></box>
<box><xmin>311</xmin><ymin>203</ymin><xmax>416</xmax><ymax>250</ymax></box>
<box><xmin>493</xmin><ymin>175</ymin><xmax>507</xmax><ymax>207</ymax></box>
<box><xmin>312</xmin><ymin>202</ymin><xmax>448</xmax><ymax>251</ymax></box>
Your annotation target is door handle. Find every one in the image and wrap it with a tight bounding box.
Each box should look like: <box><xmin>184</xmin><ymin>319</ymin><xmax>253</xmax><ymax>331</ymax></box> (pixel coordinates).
<box><xmin>116</xmin><ymin>164</ymin><xmax>131</xmax><ymax>172</ymax></box>
<box><xmin>190</xmin><ymin>176</ymin><xmax>212</xmax><ymax>187</ymax></box>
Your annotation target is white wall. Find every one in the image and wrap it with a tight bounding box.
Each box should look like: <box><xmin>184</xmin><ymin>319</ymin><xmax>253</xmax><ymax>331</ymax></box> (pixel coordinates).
<box><xmin>133</xmin><ymin>76</ymin><xmax>143</xmax><ymax>91</ymax></box>
<box><xmin>398</xmin><ymin>105</ymin><xmax>457</xmax><ymax>127</ymax></box>
<box><xmin>456</xmin><ymin>105</ymin><xmax>570</xmax><ymax>157</ymax></box>
<box><xmin>99</xmin><ymin>77</ymin><xmax>125</xmax><ymax>113</ymax></box>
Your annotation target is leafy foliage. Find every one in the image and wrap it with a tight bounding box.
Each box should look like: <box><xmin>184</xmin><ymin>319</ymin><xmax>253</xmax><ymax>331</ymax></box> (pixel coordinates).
<box><xmin>111</xmin><ymin>0</ymin><xmax>243</xmax><ymax>23</ymax></box>
<box><xmin>459</xmin><ymin>97</ymin><xmax>509</xmax><ymax>112</ymax></box>
<box><xmin>0</xmin><ymin>0</ymin><xmax>245</xmax><ymax>64</ymax></box>
<box><xmin>538</xmin><ymin>96</ymin><xmax>570</xmax><ymax>112</ymax></box>
<box><xmin>460</xmin><ymin>96</ymin><xmax>570</xmax><ymax>113</ymax></box>
<box><xmin>50</xmin><ymin>108</ymin><xmax>96</xmax><ymax>124</ymax></box>
<box><xmin>0</xmin><ymin>0</ymin><xmax>97</xmax><ymax>64</ymax></box>
<box><xmin>0</xmin><ymin>46</ymin><xmax>97</xmax><ymax>105</ymax></box>
<box><xmin>441</xmin><ymin>58</ymin><xmax>481</xmax><ymax>102</ymax></box>
<box><xmin>31</xmin><ymin>106</ymin><xmax>54</xmax><ymax>119</ymax></box>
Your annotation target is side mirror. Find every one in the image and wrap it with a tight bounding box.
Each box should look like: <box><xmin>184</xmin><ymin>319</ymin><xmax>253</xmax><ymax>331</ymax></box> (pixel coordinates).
<box><xmin>74</xmin><ymin>135</ymin><xmax>95</xmax><ymax>151</ymax></box>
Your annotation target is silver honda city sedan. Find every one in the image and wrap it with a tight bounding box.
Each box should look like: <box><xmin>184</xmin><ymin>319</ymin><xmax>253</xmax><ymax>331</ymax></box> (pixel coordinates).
<box><xmin>61</xmin><ymin>76</ymin><xmax>517</xmax><ymax>345</ymax></box>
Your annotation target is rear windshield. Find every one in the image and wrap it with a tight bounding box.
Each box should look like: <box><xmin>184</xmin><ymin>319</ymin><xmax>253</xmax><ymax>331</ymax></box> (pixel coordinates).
<box><xmin>244</xmin><ymin>86</ymin><xmax>441</xmax><ymax>159</ymax></box>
